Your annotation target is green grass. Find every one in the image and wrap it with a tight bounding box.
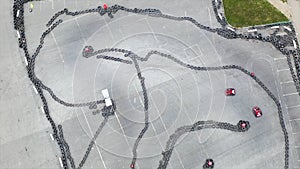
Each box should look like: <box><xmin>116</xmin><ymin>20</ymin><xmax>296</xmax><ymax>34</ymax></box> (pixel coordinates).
<box><xmin>223</xmin><ymin>0</ymin><xmax>289</xmax><ymax>27</ymax></box>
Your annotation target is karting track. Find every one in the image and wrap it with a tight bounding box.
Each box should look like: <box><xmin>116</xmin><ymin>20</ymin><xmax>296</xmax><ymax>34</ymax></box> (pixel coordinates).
<box><xmin>10</xmin><ymin>0</ymin><xmax>300</xmax><ymax>168</ymax></box>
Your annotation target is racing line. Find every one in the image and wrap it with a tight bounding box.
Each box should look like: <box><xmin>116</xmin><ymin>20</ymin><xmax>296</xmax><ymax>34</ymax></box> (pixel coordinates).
<box><xmin>12</xmin><ymin>0</ymin><xmax>300</xmax><ymax>168</ymax></box>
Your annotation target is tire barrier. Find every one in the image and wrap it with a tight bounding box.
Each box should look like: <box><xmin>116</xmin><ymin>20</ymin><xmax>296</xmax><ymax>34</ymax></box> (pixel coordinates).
<box><xmin>12</xmin><ymin>0</ymin><xmax>291</xmax><ymax>168</ymax></box>
<box><xmin>157</xmin><ymin>120</ymin><xmax>250</xmax><ymax>169</ymax></box>
<box><xmin>58</xmin><ymin>118</ymin><xmax>109</xmax><ymax>169</ymax></box>
<box><xmin>58</xmin><ymin>125</ymin><xmax>76</xmax><ymax>169</ymax></box>
<box><xmin>203</xmin><ymin>159</ymin><xmax>214</xmax><ymax>169</ymax></box>
<box><xmin>212</xmin><ymin>0</ymin><xmax>227</xmax><ymax>27</ymax></box>
<box><xmin>101</xmin><ymin>100</ymin><xmax>116</xmax><ymax>117</ymax></box>
<box><xmin>87</xmin><ymin>48</ymin><xmax>289</xmax><ymax>169</ymax></box>
<box><xmin>211</xmin><ymin>0</ymin><xmax>300</xmax><ymax>96</ymax></box>
<box><xmin>77</xmin><ymin>117</ymin><xmax>109</xmax><ymax>169</ymax></box>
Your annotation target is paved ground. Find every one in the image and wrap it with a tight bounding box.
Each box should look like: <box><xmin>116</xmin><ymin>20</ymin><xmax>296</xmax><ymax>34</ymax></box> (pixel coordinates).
<box><xmin>1</xmin><ymin>0</ymin><xmax>300</xmax><ymax>169</ymax></box>
<box><xmin>288</xmin><ymin>0</ymin><xmax>300</xmax><ymax>45</ymax></box>
<box><xmin>265</xmin><ymin>0</ymin><xmax>300</xmax><ymax>167</ymax></box>
<box><xmin>267</xmin><ymin>0</ymin><xmax>291</xmax><ymax>19</ymax></box>
<box><xmin>266</xmin><ymin>0</ymin><xmax>300</xmax><ymax>43</ymax></box>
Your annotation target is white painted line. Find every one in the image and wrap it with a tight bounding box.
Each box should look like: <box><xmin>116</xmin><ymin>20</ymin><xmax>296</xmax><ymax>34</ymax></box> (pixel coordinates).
<box><xmin>289</xmin><ymin>118</ymin><xmax>300</xmax><ymax>122</ymax></box>
<box><xmin>277</xmin><ymin>68</ymin><xmax>290</xmax><ymax>72</ymax></box>
<box><xmin>58</xmin><ymin>157</ymin><xmax>63</xmax><ymax>168</ymax></box>
<box><xmin>51</xmin><ymin>0</ymin><xmax>54</xmax><ymax>10</ymax></box>
<box><xmin>292</xmin><ymin>132</ymin><xmax>300</xmax><ymax>135</ymax></box>
<box><xmin>148</xmin><ymin>94</ymin><xmax>183</xmax><ymax>169</ymax></box>
<box><xmin>273</xmin><ymin>57</ymin><xmax>286</xmax><ymax>60</ymax></box>
<box><xmin>293</xmin><ymin>40</ymin><xmax>297</xmax><ymax>49</ymax></box>
<box><xmin>247</xmin><ymin>29</ymin><xmax>257</xmax><ymax>33</ymax></box>
<box><xmin>280</xmin><ymin>80</ymin><xmax>293</xmax><ymax>84</ymax></box>
<box><xmin>39</xmin><ymin>0</ymin><xmax>42</xmax><ymax>12</ymax></box>
<box><xmin>183</xmin><ymin>44</ymin><xmax>202</xmax><ymax>61</ymax></box>
<box><xmin>114</xmin><ymin>112</ymin><xmax>133</xmax><ymax>152</ymax></box>
<box><xmin>17</xmin><ymin>31</ymin><xmax>20</xmax><ymax>38</ymax></box>
<box><xmin>16</xmin><ymin>10</ymin><xmax>20</xmax><ymax>17</ymax></box>
<box><xmin>63</xmin><ymin>14</ymin><xmax>89</xmax><ymax>24</ymax></box>
<box><xmin>283</xmin><ymin>92</ymin><xmax>298</xmax><ymax>97</ymax></box>
<box><xmin>82</xmin><ymin>113</ymin><xmax>108</xmax><ymax>169</ymax></box>
<box><xmin>144</xmin><ymin>18</ymin><xmax>159</xmax><ymax>42</ymax></box>
<box><xmin>187</xmin><ymin>56</ymin><xmax>199</xmax><ymax>62</ymax></box>
<box><xmin>218</xmin><ymin>13</ymin><xmax>222</xmax><ymax>20</ymax></box>
<box><xmin>147</xmin><ymin>117</ymin><xmax>175</xmax><ymax>169</ymax></box>
<box><xmin>49</xmin><ymin>133</ymin><xmax>54</xmax><ymax>141</ymax></box>
<box><xmin>276</xmin><ymin>32</ymin><xmax>286</xmax><ymax>36</ymax></box>
<box><xmin>103</xmin><ymin>16</ymin><xmax>116</xmax><ymax>42</ymax></box>
<box><xmin>32</xmin><ymin>85</ymin><xmax>38</xmax><ymax>94</ymax></box>
<box><xmin>133</xmin><ymin>85</ymin><xmax>144</xmax><ymax>105</ymax></box>
<box><xmin>270</xmin><ymin>26</ymin><xmax>279</xmax><ymax>29</ymax></box>
<box><xmin>288</xmin><ymin>104</ymin><xmax>300</xmax><ymax>109</ymax></box>
<box><xmin>283</xmin><ymin>26</ymin><xmax>291</xmax><ymax>32</ymax></box>
<box><xmin>75</xmin><ymin>17</ymin><xmax>87</xmax><ymax>43</ymax></box>
<box><xmin>51</xmin><ymin>32</ymin><xmax>64</xmax><ymax>63</ymax></box>
<box><xmin>24</xmin><ymin>57</ymin><xmax>28</xmax><ymax>66</ymax></box>
<box><xmin>207</xmin><ymin>8</ymin><xmax>213</xmax><ymax>31</ymax></box>
<box><xmin>227</xmin><ymin>26</ymin><xmax>235</xmax><ymax>32</ymax></box>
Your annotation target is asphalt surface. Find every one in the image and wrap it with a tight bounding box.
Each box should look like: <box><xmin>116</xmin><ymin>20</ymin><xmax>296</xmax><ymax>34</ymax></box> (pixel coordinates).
<box><xmin>1</xmin><ymin>0</ymin><xmax>300</xmax><ymax>169</ymax></box>
<box><xmin>288</xmin><ymin>0</ymin><xmax>300</xmax><ymax>43</ymax></box>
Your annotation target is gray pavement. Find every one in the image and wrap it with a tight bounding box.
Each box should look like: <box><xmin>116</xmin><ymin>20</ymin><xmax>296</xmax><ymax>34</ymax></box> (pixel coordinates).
<box><xmin>267</xmin><ymin>0</ymin><xmax>291</xmax><ymax>19</ymax></box>
<box><xmin>1</xmin><ymin>0</ymin><xmax>300</xmax><ymax>169</ymax></box>
<box><xmin>288</xmin><ymin>0</ymin><xmax>300</xmax><ymax>42</ymax></box>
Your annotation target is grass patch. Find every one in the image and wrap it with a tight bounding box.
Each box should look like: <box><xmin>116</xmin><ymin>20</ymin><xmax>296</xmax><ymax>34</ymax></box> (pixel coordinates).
<box><xmin>223</xmin><ymin>0</ymin><xmax>289</xmax><ymax>27</ymax></box>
